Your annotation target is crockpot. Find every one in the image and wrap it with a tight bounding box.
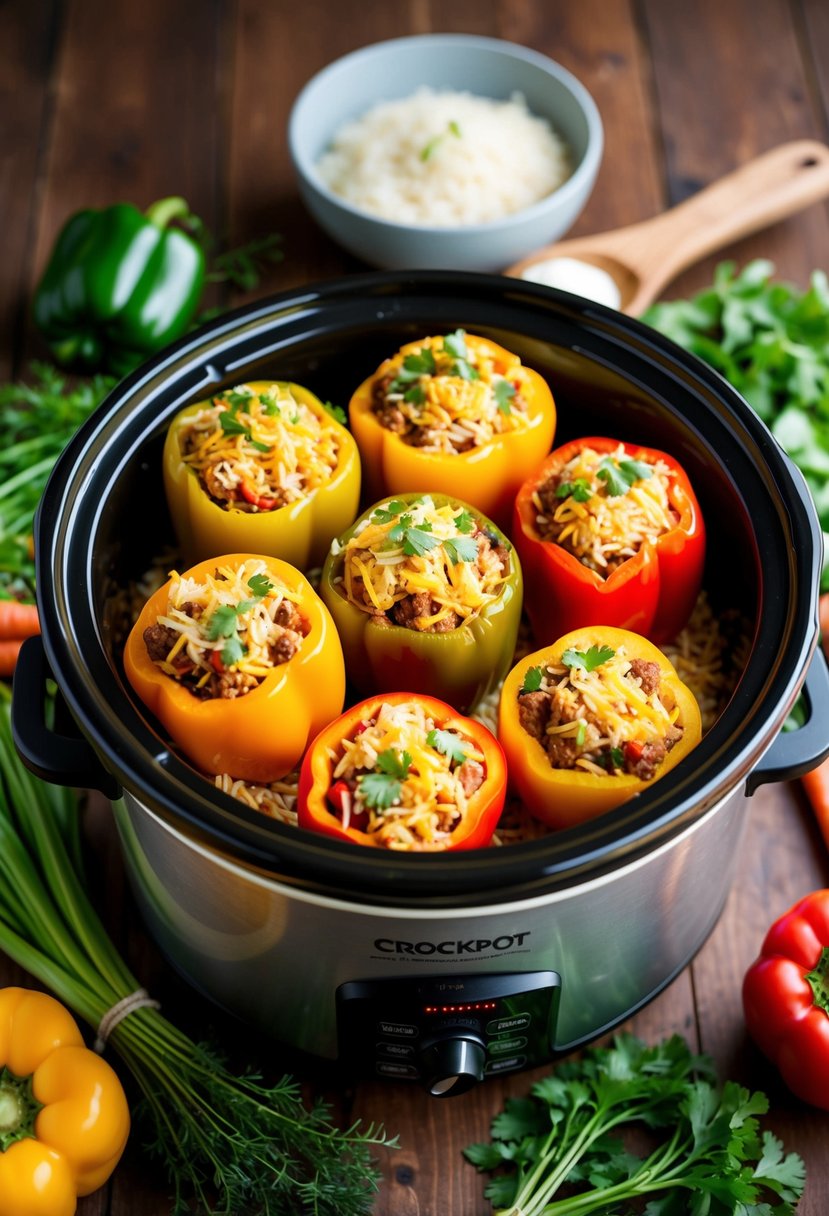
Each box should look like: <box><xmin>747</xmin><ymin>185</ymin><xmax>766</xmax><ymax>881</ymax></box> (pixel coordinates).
<box><xmin>13</xmin><ymin>273</ymin><xmax>829</xmax><ymax>1097</ymax></box>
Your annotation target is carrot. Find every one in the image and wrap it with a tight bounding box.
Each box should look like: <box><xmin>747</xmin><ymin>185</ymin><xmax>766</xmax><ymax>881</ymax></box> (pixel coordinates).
<box><xmin>0</xmin><ymin>601</ymin><xmax>39</xmax><ymax>642</ymax></box>
<box><xmin>820</xmin><ymin>593</ymin><xmax>829</xmax><ymax>660</ymax></box>
<box><xmin>801</xmin><ymin>757</ymin><xmax>829</xmax><ymax>853</ymax></box>
<box><xmin>0</xmin><ymin>640</ymin><xmax>24</xmax><ymax>677</ymax></box>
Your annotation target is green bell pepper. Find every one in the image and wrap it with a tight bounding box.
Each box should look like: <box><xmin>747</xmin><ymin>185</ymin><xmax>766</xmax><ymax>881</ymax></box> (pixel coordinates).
<box><xmin>320</xmin><ymin>492</ymin><xmax>523</xmax><ymax>714</ymax></box>
<box><xmin>33</xmin><ymin>196</ymin><xmax>205</xmax><ymax>377</ymax></box>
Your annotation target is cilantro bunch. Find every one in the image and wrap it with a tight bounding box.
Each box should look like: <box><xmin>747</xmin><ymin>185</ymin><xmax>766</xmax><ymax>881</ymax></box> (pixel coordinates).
<box><xmin>372</xmin><ymin>499</ymin><xmax>479</xmax><ymax>563</ymax></box>
<box><xmin>464</xmin><ymin>1033</ymin><xmax>805</xmax><ymax>1216</ymax></box>
<box><xmin>643</xmin><ymin>259</ymin><xmax>829</xmax><ymax>589</ymax></box>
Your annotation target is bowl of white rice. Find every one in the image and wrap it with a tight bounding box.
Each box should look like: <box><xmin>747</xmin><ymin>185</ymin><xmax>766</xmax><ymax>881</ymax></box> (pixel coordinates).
<box><xmin>288</xmin><ymin>35</ymin><xmax>603</xmax><ymax>272</ymax></box>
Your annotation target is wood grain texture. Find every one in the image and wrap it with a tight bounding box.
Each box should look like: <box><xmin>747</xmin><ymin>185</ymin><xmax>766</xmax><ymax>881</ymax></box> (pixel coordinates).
<box><xmin>2</xmin><ymin>2</ymin><xmax>829</xmax><ymax>1214</ymax></box>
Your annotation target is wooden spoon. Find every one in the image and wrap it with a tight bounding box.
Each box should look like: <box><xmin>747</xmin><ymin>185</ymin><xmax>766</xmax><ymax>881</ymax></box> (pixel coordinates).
<box><xmin>505</xmin><ymin>140</ymin><xmax>829</xmax><ymax>314</ymax></box>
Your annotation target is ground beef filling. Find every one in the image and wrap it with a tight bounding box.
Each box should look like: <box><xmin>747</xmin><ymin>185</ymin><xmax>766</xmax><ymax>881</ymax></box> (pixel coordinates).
<box><xmin>143</xmin><ymin>598</ymin><xmax>309</xmax><ymax>700</ymax></box>
<box><xmin>518</xmin><ymin>658</ymin><xmax>683</xmax><ymax>779</ymax></box>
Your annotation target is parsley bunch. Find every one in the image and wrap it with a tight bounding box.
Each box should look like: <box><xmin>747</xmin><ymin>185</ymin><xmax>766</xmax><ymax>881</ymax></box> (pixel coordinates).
<box><xmin>205</xmin><ymin>572</ymin><xmax>274</xmax><ymax>666</ymax></box>
<box><xmin>464</xmin><ymin>1033</ymin><xmax>805</xmax><ymax>1216</ymax></box>
<box><xmin>643</xmin><ymin>259</ymin><xmax>829</xmax><ymax>589</ymax></box>
<box><xmin>372</xmin><ymin>499</ymin><xmax>479</xmax><ymax>563</ymax></box>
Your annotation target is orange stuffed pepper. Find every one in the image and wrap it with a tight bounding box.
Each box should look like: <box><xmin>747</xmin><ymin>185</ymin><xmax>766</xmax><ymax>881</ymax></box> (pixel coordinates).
<box><xmin>298</xmin><ymin>693</ymin><xmax>506</xmax><ymax>851</ymax></box>
<box><xmin>499</xmin><ymin>627</ymin><xmax>701</xmax><ymax>829</ymax></box>
<box><xmin>349</xmin><ymin>330</ymin><xmax>555</xmax><ymax>528</ymax></box>
<box><xmin>513</xmin><ymin>437</ymin><xmax>705</xmax><ymax>645</ymax></box>
<box><xmin>124</xmin><ymin>554</ymin><xmax>344</xmax><ymax>783</ymax></box>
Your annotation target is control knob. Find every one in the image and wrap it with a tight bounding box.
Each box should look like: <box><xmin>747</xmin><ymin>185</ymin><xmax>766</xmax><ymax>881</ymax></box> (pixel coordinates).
<box><xmin>418</xmin><ymin>1032</ymin><xmax>486</xmax><ymax>1097</ymax></box>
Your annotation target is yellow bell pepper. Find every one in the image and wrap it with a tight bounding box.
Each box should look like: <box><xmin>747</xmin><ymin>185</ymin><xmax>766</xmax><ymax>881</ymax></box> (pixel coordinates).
<box><xmin>348</xmin><ymin>333</ymin><xmax>556</xmax><ymax>528</ymax></box>
<box><xmin>123</xmin><ymin>553</ymin><xmax>345</xmax><ymax>783</ymax></box>
<box><xmin>0</xmin><ymin>987</ymin><xmax>130</xmax><ymax>1216</ymax></box>
<box><xmin>163</xmin><ymin>380</ymin><xmax>361</xmax><ymax>568</ymax></box>
<box><xmin>498</xmin><ymin>626</ymin><xmax>702</xmax><ymax>829</ymax></box>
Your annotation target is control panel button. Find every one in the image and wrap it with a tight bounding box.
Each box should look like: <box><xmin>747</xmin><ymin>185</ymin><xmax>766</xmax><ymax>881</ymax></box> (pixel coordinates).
<box><xmin>376</xmin><ymin>1041</ymin><xmax>416</xmax><ymax>1059</ymax></box>
<box><xmin>486</xmin><ymin>1013</ymin><xmax>531</xmax><ymax>1035</ymax></box>
<box><xmin>377</xmin><ymin>1061</ymin><xmax>419</xmax><ymax>1079</ymax></box>
<box><xmin>485</xmin><ymin>1054</ymin><xmax>527</xmax><ymax>1075</ymax></box>
<box><xmin>377</xmin><ymin>1021</ymin><xmax>419</xmax><ymax>1038</ymax></box>
<box><xmin>488</xmin><ymin>1035</ymin><xmax>527</xmax><ymax>1054</ymax></box>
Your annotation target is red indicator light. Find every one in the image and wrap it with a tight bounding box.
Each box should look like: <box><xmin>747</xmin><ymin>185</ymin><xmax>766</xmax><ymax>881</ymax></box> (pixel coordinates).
<box><xmin>423</xmin><ymin>1000</ymin><xmax>498</xmax><ymax>1014</ymax></box>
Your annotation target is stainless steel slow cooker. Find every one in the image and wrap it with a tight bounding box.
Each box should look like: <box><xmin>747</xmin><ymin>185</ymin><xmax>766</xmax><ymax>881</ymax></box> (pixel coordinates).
<box><xmin>14</xmin><ymin>273</ymin><xmax>829</xmax><ymax>1097</ymax></box>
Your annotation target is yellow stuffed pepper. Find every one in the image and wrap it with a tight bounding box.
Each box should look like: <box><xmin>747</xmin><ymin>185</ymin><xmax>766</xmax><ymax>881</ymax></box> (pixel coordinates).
<box><xmin>498</xmin><ymin>626</ymin><xmax>701</xmax><ymax>829</ymax></box>
<box><xmin>0</xmin><ymin>988</ymin><xmax>130</xmax><ymax>1216</ymax></box>
<box><xmin>348</xmin><ymin>331</ymin><xmax>555</xmax><ymax>528</ymax></box>
<box><xmin>124</xmin><ymin>554</ymin><xmax>345</xmax><ymax>783</ymax></box>
<box><xmin>163</xmin><ymin>380</ymin><xmax>360</xmax><ymax>568</ymax></box>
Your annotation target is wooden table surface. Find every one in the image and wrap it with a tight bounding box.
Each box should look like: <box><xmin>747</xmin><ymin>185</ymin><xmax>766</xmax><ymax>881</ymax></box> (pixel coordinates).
<box><xmin>3</xmin><ymin>0</ymin><xmax>829</xmax><ymax>1212</ymax></box>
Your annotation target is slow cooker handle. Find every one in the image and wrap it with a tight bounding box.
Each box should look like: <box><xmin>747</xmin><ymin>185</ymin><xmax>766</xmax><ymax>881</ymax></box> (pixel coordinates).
<box><xmin>12</xmin><ymin>636</ymin><xmax>122</xmax><ymax>800</ymax></box>
<box><xmin>746</xmin><ymin>649</ymin><xmax>829</xmax><ymax>792</ymax></box>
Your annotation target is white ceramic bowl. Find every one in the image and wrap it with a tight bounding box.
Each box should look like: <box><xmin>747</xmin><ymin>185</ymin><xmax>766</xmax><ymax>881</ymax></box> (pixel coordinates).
<box><xmin>287</xmin><ymin>34</ymin><xmax>603</xmax><ymax>272</ymax></box>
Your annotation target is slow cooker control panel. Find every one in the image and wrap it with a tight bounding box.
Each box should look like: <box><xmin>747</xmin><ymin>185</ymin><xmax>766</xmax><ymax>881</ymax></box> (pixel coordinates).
<box><xmin>336</xmin><ymin>971</ymin><xmax>560</xmax><ymax>1096</ymax></box>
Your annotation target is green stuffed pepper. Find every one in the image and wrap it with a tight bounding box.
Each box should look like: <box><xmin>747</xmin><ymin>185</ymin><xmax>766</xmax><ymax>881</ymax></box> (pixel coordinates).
<box><xmin>320</xmin><ymin>492</ymin><xmax>522</xmax><ymax>714</ymax></box>
<box><xmin>33</xmin><ymin>196</ymin><xmax>205</xmax><ymax>377</ymax></box>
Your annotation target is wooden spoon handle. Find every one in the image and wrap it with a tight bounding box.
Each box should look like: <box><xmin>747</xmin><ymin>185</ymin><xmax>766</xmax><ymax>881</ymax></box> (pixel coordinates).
<box><xmin>609</xmin><ymin>140</ymin><xmax>829</xmax><ymax>294</ymax></box>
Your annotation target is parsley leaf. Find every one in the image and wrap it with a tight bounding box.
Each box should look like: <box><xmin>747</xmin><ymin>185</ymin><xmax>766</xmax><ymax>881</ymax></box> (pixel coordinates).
<box><xmin>403</xmin><ymin>384</ymin><xmax>426</xmax><ymax>404</ymax></box>
<box><xmin>561</xmin><ymin>644</ymin><xmax>615</xmax><ymax>672</ymax></box>
<box><xmin>359</xmin><ymin>748</ymin><xmax>413</xmax><ymax>810</ymax></box>
<box><xmin>596</xmin><ymin>455</ymin><xmax>653</xmax><ymax>496</ymax></box>
<box><xmin>389</xmin><ymin>348</ymin><xmax>437</xmax><ymax>393</ymax></box>
<box><xmin>464</xmin><ymin>1033</ymin><xmax>806</xmax><ymax>1216</ymax></box>
<box><xmin>453</xmin><ymin>509</ymin><xmax>476</xmax><ymax>534</ymax></box>
<box><xmin>322</xmin><ymin>400</ymin><xmax>347</xmax><ymax>425</ymax></box>
<box><xmin>220</xmin><ymin>635</ymin><xmax>246</xmax><ymax>667</ymax></box>
<box><xmin>206</xmin><ymin>604</ymin><xmax>240</xmax><ymax>640</ymax></box>
<box><xmin>494</xmin><ymin>378</ymin><xmax>516</xmax><ymax>415</ymax></box>
<box><xmin>376</xmin><ymin>748</ymin><xmax>413</xmax><ymax>779</ymax></box>
<box><xmin>224</xmin><ymin>389</ymin><xmax>253</xmax><ymax>408</ymax></box>
<box><xmin>608</xmin><ymin>745</ymin><xmax>624</xmax><ymax>770</ymax></box>
<box><xmin>426</xmin><ymin>728</ymin><xmax>469</xmax><ymax>765</ymax></box>
<box><xmin>247</xmin><ymin>573</ymin><xmax>274</xmax><ymax>597</ymax></box>
<box><xmin>372</xmin><ymin>500</ymin><xmax>408</xmax><ymax>525</ymax></box>
<box><xmin>386</xmin><ymin>513</ymin><xmax>413</xmax><ymax>544</ymax></box>
<box><xmin>520</xmin><ymin>666</ymin><xmax>544</xmax><ymax>694</ymax></box>
<box><xmin>219</xmin><ymin>411</ymin><xmax>248</xmax><ymax>437</ymax></box>
<box><xmin>443</xmin><ymin>329</ymin><xmax>469</xmax><ymax>360</ymax></box>
<box><xmin>403</xmin><ymin>527</ymin><xmax>440</xmax><ymax>557</ymax></box>
<box><xmin>556</xmin><ymin>477</ymin><xmax>593</xmax><ymax>503</ymax></box>
<box><xmin>443</xmin><ymin>536</ymin><xmax>478</xmax><ymax>564</ymax></box>
<box><xmin>259</xmin><ymin>393</ymin><xmax>281</xmax><ymax>416</ymax></box>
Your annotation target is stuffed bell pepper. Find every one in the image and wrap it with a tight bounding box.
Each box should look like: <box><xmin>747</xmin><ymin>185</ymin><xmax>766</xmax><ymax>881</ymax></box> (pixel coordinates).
<box><xmin>163</xmin><ymin>380</ymin><xmax>360</xmax><ymax>568</ymax></box>
<box><xmin>298</xmin><ymin>693</ymin><xmax>506</xmax><ymax>851</ymax></box>
<box><xmin>124</xmin><ymin>553</ymin><xmax>345</xmax><ymax>783</ymax></box>
<box><xmin>320</xmin><ymin>492</ymin><xmax>522</xmax><ymax>713</ymax></box>
<box><xmin>513</xmin><ymin>437</ymin><xmax>705</xmax><ymax>644</ymax></box>
<box><xmin>349</xmin><ymin>330</ymin><xmax>556</xmax><ymax>527</ymax></box>
<box><xmin>498</xmin><ymin>626</ymin><xmax>702</xmax><ymax>829</ymax></box>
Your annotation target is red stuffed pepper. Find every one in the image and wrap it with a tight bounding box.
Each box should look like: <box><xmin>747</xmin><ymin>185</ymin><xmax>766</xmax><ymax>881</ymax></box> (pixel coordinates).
<box><xmin>298</xmin><ymin>692</ymin><xmax>506</xmax><ymax>851</ymax></box>
<box><xmin>513</xmin><ymin>436</ymin><xmax>705</xmax><ymax>645</ymax></box>
<box><xmin>742</xmin><ymin>889</ymin><xmax>829</xmax><ymax>1111</ymax></box>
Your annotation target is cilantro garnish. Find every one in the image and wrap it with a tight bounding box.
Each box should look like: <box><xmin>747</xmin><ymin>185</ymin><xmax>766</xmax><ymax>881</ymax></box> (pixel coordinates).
<box><xmin>247</xmin><ymin>573</ymin><xmax>274</xmax><ymax>597</ymax></box>
<box><xmin>359</xmin><ymin>748</ymin><xmax>413</xmax><ymax>810</ymax></box>
<box><xmin>453</xmin><ymin>509</ymin><xmax>476</xmax><ymax>534</ymax></box>
<box><xmin>426</xmin><ymin>728</ymin><xmax>469</xmax><ymax>766</ymax></box>
<box><xmin>220</xmin><ymin>636</ymin><xmax>246</xmax><ymax>667</ymax></box>
<box><xmin>403</xmin><ymin>384</ymin><xmax>426</xmax><ymax>405</ymax></box>
<box><xmin>322</xmin><ymin>400</ymin><xmax>347</xmax><ymax>425</ymax></box>
<box><xmin>218</xmin><ymin>407</ymin><xmax>270</xmax><ymax>452</ymax></box>
<box><xmin>419</xmin><ymin>120</ymin><xmax>462</xmax><ymax>162</ymax></box>
<box><xmin>464</xmin><ymin>1033</ymin><xmax>806</xmax><ymax>1216</ymax></box>
<box><xmin>494</xmin><ymin>378</ymin><xmax>516</xmax><ymax>415</ymax></box>
<box><xmin>260</xmin><ymin>394</ymin><xmax>281</xmax><ymax>416</ymax></box>
<box><xmin>442</xmin><ymin>329</ymin><xmax>480</xmax><ymax>381</ymax></box>
<box><xmin>224</xmin><ymin>389</ymin><xmax>254</xmax><ymax>409</ymax></box>
<box><xmin>575</xmin><ymin>721</ymin><xmax>587</xmax><ymax>747</ymax></box>
<box><xmin>443</xmin><ymin>535</ymin><xmax>478</xmax><ymax>565</ymax></box>
<box><xmin>561</xmin><ymin>644</ymin><xmax>615</xmax><ymax>672</ymax></box>
<box><xmin>520</xmin><ymin>666</ymin><xmax>544</xmax><ymax>694</ymax></box>
<box><xmin>206</xmin><ymin>604</ymin><xmax>239</xmax><ymax>640</ymax></box>
<box><xmin>556</xmin><ymin>477</ymin><xmax>592</xmax><ymax>503</ymax></box>
<box><xmin>608</xmin><ymin>745</ymin><xmax>624</xmax><ymax>770</ymax></box>
<box><xmin>372</xmin><ymin>500</ymin><xmax>409</xmax><ymax>525</ymax></box>
<box><xmin>403</xmin><ymin>526</ymin><xmax>440</xmax><ymax>557</ymax></box>
<box><xmin>597</xmin><ymin>455</ymin><xmax>654</xmax><ymax>497</ymax></box>
<box><xmin>389</xmin><ymin>348</ymin><xmax>437</xmax><ymax>394</ymax></box>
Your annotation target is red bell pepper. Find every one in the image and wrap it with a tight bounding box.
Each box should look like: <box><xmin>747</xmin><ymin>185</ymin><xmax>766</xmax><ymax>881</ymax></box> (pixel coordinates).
<box><xmin>298</xmin><ymin>692</ymin><xmax>506</xmax><ymax>851</ymax></box>
<box><xmin>513</xmin><ymin>436</ymin><xmax>706</xmax><ymax>646</ymax></box>
<box><xmin>742</xmin><ymin>889</ymin><xmax>829</xmax><ymax>1110</ymax></box>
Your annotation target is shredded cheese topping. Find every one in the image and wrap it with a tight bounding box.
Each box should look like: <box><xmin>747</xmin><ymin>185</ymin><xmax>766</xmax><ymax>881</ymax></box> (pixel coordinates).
<box><xmin>215</xmin><ymin>773</ymin><xmax>299</xmax><ymax>826</ymax></box>
<box><xmin>328</xmin><ymin>700</ymin><xmax>486</xmax><ymax>851</ymax></box>
<box><xmin>145</xmin><ymin>557</ymin><xmax>307</xmax><ymax>699</ymax></box>
<box><xmin>333</xmin><ymin>495</ymin><xmax>509</xmax><ymax>630</ymax></box>
<box><xmin>534</xmin><ymin>444</ymin><xmax>677</xmax><ymax>575</ymax></box>
<box><xmin>179</xmin><ymin>383</ymin><xmax>341</xmax><ymax>512</ymax></box>
<box><xmin>520</xmin><ymin>643</ymin><xmax>682</xmax><ymax>777</ymax></box>
<box><xmin>373</xmin><ymin>331</ymin><xmax>530</xmax><ymax>453</ymax></box>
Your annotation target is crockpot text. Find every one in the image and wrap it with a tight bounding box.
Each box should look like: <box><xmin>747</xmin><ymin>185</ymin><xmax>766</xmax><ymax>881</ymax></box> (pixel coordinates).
<box><xmin>374</xmin><ymin>932</ymin><xmax>531</xmax><ymax>956</ymax></box>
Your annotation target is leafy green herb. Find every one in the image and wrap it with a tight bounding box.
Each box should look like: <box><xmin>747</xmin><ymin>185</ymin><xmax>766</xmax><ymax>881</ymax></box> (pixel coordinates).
<box><xmin>372</xmin><ymin>500</ymin><xmax>409</xmax><ymax>525</ymax></box>
<box><xmin>206</xmin><ymin>604</ymin><xmax>240</xmax><ymax>640</ymax></box>
<box><xmin>323</xmin><ymin>400</ymin><xmax>347</xmax><ymax>425</ymax></box>
<box><xmin>596</xmin><ymin>455</ymin><xmax>653</xmax><ymax>496</ymax></box>
<box><xmin>453</xmin><ymin>509</ymin><xmax>476</xmax><ymax>534</ymax></box>
<box><xmin>443</xmin><ymin>535</ymin><xmax>478</xmax><ymax>565</ymax></box>
<box><xmin>419</xmin><ymin>120</ymin><xmax>462</xmax><ymax>162</ymax></box>
<box><xmin>464</xmin><ymin>1033</ymin><xmax>805</xmax><ymax>1216</ymax></box>
<box><xmin>426</xmin><ymin>728</ymin><xmax>469</xmax><ymax>765</ymax></box>
<box><xmin>561</xmin><ymin>644</ymin><xmax>615</xmax><ymax>672</ymax></box>
<box><xmin>442</xmin><ymin>329</ymin><xmax>480</xmax><ymax>382</ymax></box>
<box><xmin>218</xmin><ymin>407</ymin><xmax>270</xmax><ymax>451</ymax></box>
<box><xmin>643</xmin><ymin>259</ymin><xmax>829</xmax><ymax>590</ymax></box>
<box><xmin>403</xmin><ymin>526</ymin><xmax>440</xmax><ymax>557</ymax></box>
<box><xmin>225</xmin><ymin>389</ymin><xmax>254</xmax><ymax>409</ymax></box>
<box><xmin>389</xmin><ymin>348</ymin><xmax>437</xmax><ymax>393</ymax></box>
<box><xmin>360</xmin><ymin>748</ymin><xmax>413</xmax><ymax>809</ymax></box>
<box><xmin>556</xmin><ymin>478</ymin><xmax>593</xmax><ymax>503</ymax></box>
<box><xmin>0</xmin><ymin>689</ymin><xmax>395</xmax><ymax>1215</ymax></box>
<box><xmin>260</xmin><ymin>395</ymin><xmax>281</xmax><ymax>416</ymax></box>
<box><xmin>575</xmin><ymin>721</ymin><xmax>586</xmax><ymax>747</ymax></box>
<box><xmin>247</xmin><ymin>573</ymin><xmax>274</xmax><ymax>597</ymax></box>
<box><xmin>494</xmin><ymin>378</ymin><xmax>516</xmax><ymax>415</ymax></box>
<box><xmin>386</xmin><ymin>513</ymin><xmax>414</xmax><ymax>544</ymax></box>
<box><xmin>521</xmin><ymin>666</ymin><xmax>545</xmax><ymax>694</ymax></box>
<box><xmin>220</xmin><ymin>635</ymin><xmax>246</xmax><ymax>667</ymax></box>
<box><xmin>608</xmin><ymin>745</ymin><xmax>624</xmax><ymax>770</ymax></box>
<box><xmin>205</xmin><ymin>232</ymin><xmax>284</xmax><ymax>292</ymax></box>
<box><xmin>403</xmin><ymin>384</ymin><xmax>426</xmax><ymax>405</ymax></box>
